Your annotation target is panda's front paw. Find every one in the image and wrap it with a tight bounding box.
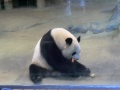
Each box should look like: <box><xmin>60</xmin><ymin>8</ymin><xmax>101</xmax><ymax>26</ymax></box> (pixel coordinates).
<box><xmin>80</xmin><ymin>68</ymin><xmax>91</xmax><ymax>77</ymax></box>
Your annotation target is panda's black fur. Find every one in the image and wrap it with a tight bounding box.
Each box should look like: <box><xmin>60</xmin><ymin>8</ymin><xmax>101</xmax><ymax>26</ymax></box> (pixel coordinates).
<box><xmin>29</xmin><ymin>28</ymin><xmax>90</xmax><ymax>84</ymax></box>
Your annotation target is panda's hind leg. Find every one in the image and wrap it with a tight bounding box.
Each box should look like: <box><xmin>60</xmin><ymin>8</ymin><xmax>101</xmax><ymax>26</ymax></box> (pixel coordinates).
<box><xmin>29</xmin><ymin>64</ymin><xmax>51</xmax><ymax>84</ymax></box>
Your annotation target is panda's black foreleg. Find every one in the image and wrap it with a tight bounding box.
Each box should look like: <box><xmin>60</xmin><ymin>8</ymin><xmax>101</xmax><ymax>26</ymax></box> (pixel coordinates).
<box><xmin>29</xmin><ymin>64</ymin><xmax>51</xmax><ymax>83</ymax></box>
<box><xmin>72</xmin><ymin>61</ymin><xmax>91</xmax><ymax>77</ymax></box>
<box><xmin>52</xmin><ymin>61</ymin><xmax>91</xmax><ymax>78</ymax></box>
<box><xmin>61</xmin><ymin>61</ymin><xmax>91</xmax><ymax>77</ymax></box>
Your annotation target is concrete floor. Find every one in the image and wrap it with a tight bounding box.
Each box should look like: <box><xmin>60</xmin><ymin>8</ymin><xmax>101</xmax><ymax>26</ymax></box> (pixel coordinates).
<box><xmin>0</xmin><ymin>1</ymin><xmax>120</xmax><ymax>85</ymax></box>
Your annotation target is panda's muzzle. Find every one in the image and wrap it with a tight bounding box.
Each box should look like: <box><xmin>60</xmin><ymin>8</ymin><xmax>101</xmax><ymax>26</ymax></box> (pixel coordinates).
<box><xmin>71</xmin><ymin>57</ymin><xmax>79</xmax><ymax>63</ymax></box>
<box><xmin>72</xmin><ymin>55</ymin><xmax>80</xmax><ymax>61</ymax></box>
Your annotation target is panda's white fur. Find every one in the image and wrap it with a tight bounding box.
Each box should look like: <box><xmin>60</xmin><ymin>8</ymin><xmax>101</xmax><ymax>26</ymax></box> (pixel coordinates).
<box><xmin>32</xmin><ymin>38</ymin><xmax>53</xmax><ymax>70</ymax></box>
<box><xmin>32</xmin><ymin>28</ymin><xmax>80</xmax><ymax>70</ymax></box>
<box><xmin>51</xmin><ymin>28</ymin><xmax>81</xmax><ymax>60</ymax></box>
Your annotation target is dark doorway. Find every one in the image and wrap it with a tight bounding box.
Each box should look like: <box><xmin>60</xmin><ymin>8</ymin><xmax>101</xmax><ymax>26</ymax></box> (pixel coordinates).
<box><xmin>19</xmin><ymin>0</ymin><xmax>27</xmax><ymax>7</ymax></box>
<box><xmin>0</xmin><ymin>0</ymin><xmax>5</xmax><ymax>10</ymax></box>
<box><xmin>12</xmin><ymin>0</ymin><xmax>37</xmax><ymax>8</ymax></box>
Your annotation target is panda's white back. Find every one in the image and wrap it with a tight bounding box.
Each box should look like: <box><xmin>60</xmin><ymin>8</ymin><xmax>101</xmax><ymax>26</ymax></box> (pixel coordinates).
<box><xmin>32</xmin><ymin>38</ymin><xmax>53</xmax><ymax>70</ymax></box>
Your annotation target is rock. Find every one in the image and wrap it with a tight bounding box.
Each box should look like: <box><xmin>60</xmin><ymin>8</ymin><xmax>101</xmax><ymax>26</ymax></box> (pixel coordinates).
<box><xmin>105</xmin><ymin>19</ymin><xmax>120</xmax><ymax>32</ymax></box>
<box><xmin>72</xmin><ymin>26</ymin><xmax>82</xmax><ymax>33</ymax></box>
<box><xmin>67</xmin><ymin>25</ymin><xmax>88</xmax><ymax>34</ymax></box>
<box><xmin>103</xmin><ymin>2</ymin><xmax>120</xmax><ymax>21</ymax></box>
<box><xmin>67</xmin><ymin>25</ymin><xmax>74</xmax><ymax>31</ymax></box>
<box><xmin>89</xmin><ymin>22</ymin><xmax>104</xmax><ymax>34</ymax></box>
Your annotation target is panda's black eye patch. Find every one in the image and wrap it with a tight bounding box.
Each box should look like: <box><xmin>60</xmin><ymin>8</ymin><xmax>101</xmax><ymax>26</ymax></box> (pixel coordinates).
<box><xmin>72</xmin><ymin>52</ymin><xmax>76</xmax><ymax>56</ymax></box>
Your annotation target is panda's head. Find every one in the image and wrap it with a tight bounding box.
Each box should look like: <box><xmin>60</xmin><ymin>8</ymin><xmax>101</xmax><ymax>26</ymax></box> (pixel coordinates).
<box><xmin>63</xmin><ymin>36</ymin><xmax>80</xmax><ymax>60</ymax></box>
<box><xmin>51</xmin><ymin>28</ymin><xmax>81</xmax><ymax>60</ymax></box>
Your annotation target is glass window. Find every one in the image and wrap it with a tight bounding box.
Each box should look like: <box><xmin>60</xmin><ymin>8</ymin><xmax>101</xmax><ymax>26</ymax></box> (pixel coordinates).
<box><xmin>0</xmin><ymin>0</ymin><xmax>120</xmax><ymax>87</ymax></box>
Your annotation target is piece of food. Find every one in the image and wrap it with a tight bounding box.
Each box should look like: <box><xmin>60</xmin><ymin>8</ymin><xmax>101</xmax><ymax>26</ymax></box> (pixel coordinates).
<box><xmin>72</xmin><ymin>58</ymin><xmax>75</xmax><ymax>63</ymax></box>
<box><xmin>90</xmin><ymin>73</ymin><xmax>95</xmax><ymax>78</ymax></box>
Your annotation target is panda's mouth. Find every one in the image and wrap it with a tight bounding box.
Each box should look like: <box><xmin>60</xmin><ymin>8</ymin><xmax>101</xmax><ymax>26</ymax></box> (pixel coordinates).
<box><xmin>72</xmin><ymin>54</ymin><xmax>80</xmax><ymax>61</ymax></box>
<box><xmin>71</xmin><ymin>58</ymin><xmax>78</xmax><ymax>63</ymax></box>
<box><xmin>72</xmin><ymin>57</ymin><xmax>79</xmax><ymax>60</ymax></box>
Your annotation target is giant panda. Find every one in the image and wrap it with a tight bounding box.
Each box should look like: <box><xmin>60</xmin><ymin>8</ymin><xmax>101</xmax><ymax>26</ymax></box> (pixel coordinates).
<box><xmin>29</xmin><ymin>28</ymin><xmax>90</xmax><ymax>83</ymax></box>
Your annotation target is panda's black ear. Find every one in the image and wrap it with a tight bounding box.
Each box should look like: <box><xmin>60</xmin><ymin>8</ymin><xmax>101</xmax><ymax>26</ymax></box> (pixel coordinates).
<box><xmin>77</xmin><ymin>36</ymin><xmax>81</xmax><ymax>42</ymax></box>
<box><xmin>66</xmin><ymin>38</ymin><xmax>72</xmax><ymax>45</ymax></box>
